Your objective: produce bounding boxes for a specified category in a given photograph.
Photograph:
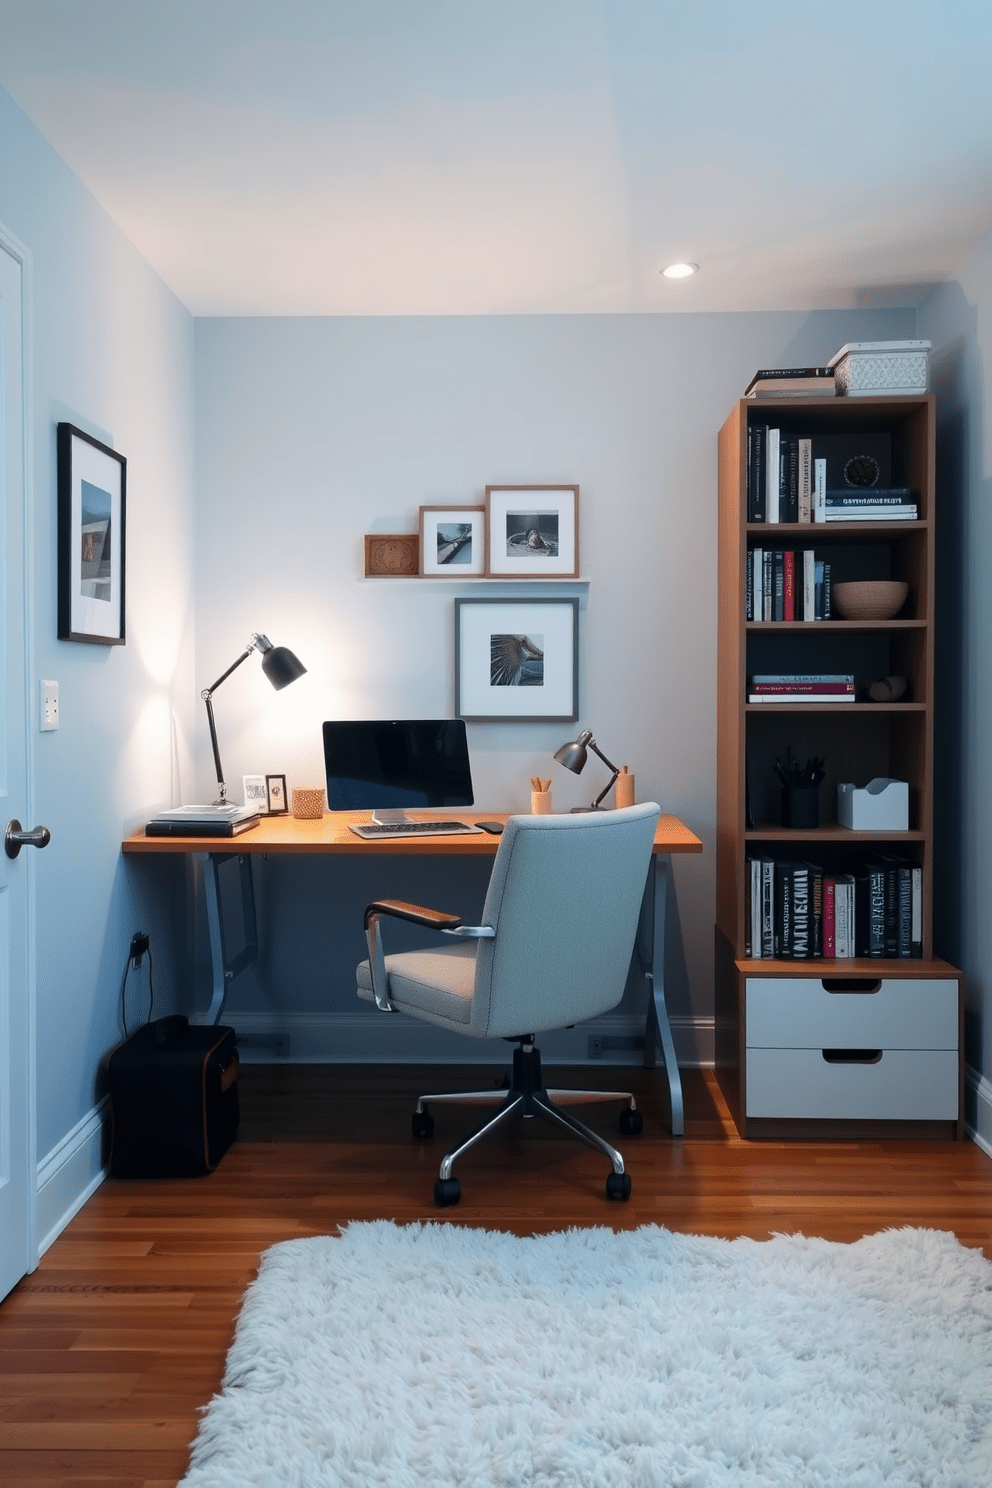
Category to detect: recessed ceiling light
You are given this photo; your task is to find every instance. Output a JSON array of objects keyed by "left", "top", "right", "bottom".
[{"left": 662, "top": 262, "right": 699, "bottom": 279}]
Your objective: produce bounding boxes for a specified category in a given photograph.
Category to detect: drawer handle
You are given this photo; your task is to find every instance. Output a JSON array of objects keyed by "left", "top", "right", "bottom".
[
  {"left": 821, "top": 978, "right": 882, "bottom": 994},
  {"left": 822, "top": 1048, "right": 883, "bottom": 1065}
]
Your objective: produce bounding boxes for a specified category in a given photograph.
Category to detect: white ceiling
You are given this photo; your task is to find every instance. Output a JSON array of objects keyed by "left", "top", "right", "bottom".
[{"left": 1, "top": 0, "right": 991, "bottom": 317}]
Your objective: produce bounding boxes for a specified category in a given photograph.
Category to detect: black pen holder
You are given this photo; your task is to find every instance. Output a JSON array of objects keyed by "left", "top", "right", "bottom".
[{"left": 782, "top": 786, "right": 819, "bottom": 829}]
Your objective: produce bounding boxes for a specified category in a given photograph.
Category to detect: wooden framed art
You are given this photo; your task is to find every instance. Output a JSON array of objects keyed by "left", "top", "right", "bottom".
[
  {"left": 484, "top": 484, "right": 579, "bottom": 578},
  {"left": 57, "top": 422, "right": 126, "bottom": 644},
  {"left": 454, "top": 596, "right": 579, "bottom": 722},
  {"left": 364, "top": 533, "right": 419, "bottom": 576},
  {"left": 419, "top": 505, "right": 486, "bottom": 576}
]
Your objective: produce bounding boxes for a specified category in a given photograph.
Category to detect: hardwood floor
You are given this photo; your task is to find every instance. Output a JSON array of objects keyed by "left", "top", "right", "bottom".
[{"left": 2, "top": 1061, "right": 991, "bottom": 1486}]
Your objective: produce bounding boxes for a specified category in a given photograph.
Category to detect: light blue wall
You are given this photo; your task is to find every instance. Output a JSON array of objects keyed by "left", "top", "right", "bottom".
[
  {"left": 0, "top": 86, "right": 197, "bottom": 1157},
  {"left": 194, "top": 308, "right": 915, "bottom": 1056},
  {"left": 919, "top": 228, "right": 992, "bottom": 1138}
]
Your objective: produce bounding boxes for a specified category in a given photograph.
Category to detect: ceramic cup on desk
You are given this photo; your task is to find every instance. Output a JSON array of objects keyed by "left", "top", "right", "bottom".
[
  {"left": 531, "top": 790, "right": 552, "bottom": 815},
  {"left": 291, "top": 787, "right": 325, "bottom": 820}
]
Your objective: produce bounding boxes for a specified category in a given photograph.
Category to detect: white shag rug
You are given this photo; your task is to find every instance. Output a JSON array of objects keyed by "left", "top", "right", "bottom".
[{"left": 181, "top": 1222, "right": 992, "bottom": 1488}]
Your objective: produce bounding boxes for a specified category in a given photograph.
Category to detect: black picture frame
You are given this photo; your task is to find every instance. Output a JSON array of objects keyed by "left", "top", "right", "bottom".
[{"left": 57, "top": 422, "right": 126, "bottom": 645}]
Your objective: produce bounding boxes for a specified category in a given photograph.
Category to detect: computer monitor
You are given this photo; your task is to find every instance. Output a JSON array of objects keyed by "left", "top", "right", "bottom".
[{"left": 322, "top": 719, "right": 475, "bottom": 819}]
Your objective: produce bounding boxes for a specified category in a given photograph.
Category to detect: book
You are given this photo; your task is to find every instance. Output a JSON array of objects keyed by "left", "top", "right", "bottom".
[
  {"left": 145, "top": 804, "right": 261, "bottom": 838},
  {"left": 802, "top": 549, "right": 815, "bottom": 621},
  {"left": 783, "top": 549, "right": 795, "bottom": 622},
  {"left": 854, "top": 861, "right": 887, "bottom": 957},
  {"left": 752, "top": 547, "right": 763, "bottom": 621},
  {"left": 823, "top": 877, "right": 836, "bottom": 957},
  {"left": 823, "top": 508, "right": 918, "bottom": 522},
  {"left": 833, "top": 873, "right": 856, "bottom": 958},
  {"left": 745, "top": 367, "right": 835, "bottom": 397},
  {"left": 813, "top": 458, "right": 826, "bottom": 522},
  {"left": 761, "top": 859, "right": 775, "bottom": 957},
  {"left": 806, "top": 864, "right": 824, "bottom": 958},
  {"left": 747, "top": 424, "right": 766, "bottom": 522},
  {"left": 911, "top": 865, "right": 923, "bottom": 957},
  {"left": 749, "top": 682, "right": 854, "bottom": 695},
  {"left": 780, "top": 436, "right": 799, "bottom": 523},
  {"left": 750, "top": 673, "right": 854, "bottom": 683},
  {"left": 798, "top": 439, "right": 812, "bottom": 524},
  {"left": 820, "top": 494, "right": 916, "bottom": 511},
  {"left": 767, "top": 428, "right": 780, "bottom": 523},
  {"left": 748, "top": 693, "right": 855, "bottom": 704},
  {"left": 772, "top": 550, "right": 784, "bottom": 621}
]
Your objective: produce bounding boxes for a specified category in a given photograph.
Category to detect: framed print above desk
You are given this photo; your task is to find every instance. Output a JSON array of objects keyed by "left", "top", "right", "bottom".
[
  {"left": 57, "top": 422, "right": 126, "bottom": 645},
  {"left": 454, "top": 596, "right": 579, "bottom": 722}
]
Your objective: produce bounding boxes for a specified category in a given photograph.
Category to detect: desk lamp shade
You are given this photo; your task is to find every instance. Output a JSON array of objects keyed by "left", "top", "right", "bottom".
[
  {"left": 203, "top": 632, "right": 306, "bottom": 804},
  {"left": 554, "top": 728, "right": 620, "bottom": 812}
]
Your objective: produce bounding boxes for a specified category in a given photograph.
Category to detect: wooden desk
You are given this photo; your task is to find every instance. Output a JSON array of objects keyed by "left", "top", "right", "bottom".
[{"left": 123, "top": 811, "right": 702, "bottom": 1133}]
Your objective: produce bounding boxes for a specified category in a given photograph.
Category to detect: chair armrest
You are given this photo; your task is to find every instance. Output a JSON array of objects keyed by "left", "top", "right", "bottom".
[{"left": 364, "top": 899, "right": 462, "bottom": 932}]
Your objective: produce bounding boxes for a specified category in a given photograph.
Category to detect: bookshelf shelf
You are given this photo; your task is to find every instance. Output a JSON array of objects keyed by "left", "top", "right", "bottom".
[{"left": 715, "top": 392, "right": 962, "bottom": 1140}]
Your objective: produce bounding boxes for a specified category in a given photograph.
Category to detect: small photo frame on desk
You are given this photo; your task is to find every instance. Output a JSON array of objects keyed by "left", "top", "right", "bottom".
[
  {"left": 455, "top": 596, "right": 579, "bottom": 722},
  {"left": 57, "top": 422, "right": 126, "bottom": 644},
  {"left": 484, "top": 484, "right": 579, "bottom": 578},
  {"left": 243, "top": 774, "right": 268, "bottom": 812},
  {"left": 266, "top": 774, "right": 288, "bottom": 815},
  {"left": 419, "top": 506, "right": 485, "bottom": 576}
]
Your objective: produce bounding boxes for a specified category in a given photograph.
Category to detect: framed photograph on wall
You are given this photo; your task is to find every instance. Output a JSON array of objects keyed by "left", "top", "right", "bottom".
[
  {"left": 484, "top": 484, "right": 579, "bottom": 579},
  {"left": 57, "top": 422, "right": 126, "bottom": 644},
  {"left": 266, "top": 774, "right": 288, "bottom": 814},
  {"left": 455, "top": 597, "right": 579, "bottom": 722},
  {"left": 419, "top": 505, "right": 486, "bottom": 576}
]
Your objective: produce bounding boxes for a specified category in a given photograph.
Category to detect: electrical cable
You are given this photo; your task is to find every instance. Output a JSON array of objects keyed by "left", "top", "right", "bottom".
[{"left": 120, "top": 941, "right": 154, "bottom": 1037}]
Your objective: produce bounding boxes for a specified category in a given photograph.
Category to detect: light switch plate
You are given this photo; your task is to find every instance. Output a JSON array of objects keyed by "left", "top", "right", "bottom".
[{"left": 40, "top": 679, "right": 59, "bottom": 731}]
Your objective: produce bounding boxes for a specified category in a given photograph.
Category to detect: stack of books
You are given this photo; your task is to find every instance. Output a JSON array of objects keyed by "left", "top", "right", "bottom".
[
  {"left": 747, "top": 673, "right": 855, "bottom": 703},
  {"left": 744, "top": 368, "right": 836, "bottom": 398},
  {"left": 145, "top": 803, "right": 261, "bottom": 838},
  {"left": 823, "top": 488, "right": 919, "bottom": 522}
]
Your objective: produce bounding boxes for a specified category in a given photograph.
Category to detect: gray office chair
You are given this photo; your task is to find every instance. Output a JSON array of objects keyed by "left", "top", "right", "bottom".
[{"left": 357, "top": 802, "right": 661, "bottom": 1207}]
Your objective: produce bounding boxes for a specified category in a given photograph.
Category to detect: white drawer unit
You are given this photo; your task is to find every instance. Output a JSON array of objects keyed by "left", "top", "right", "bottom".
[{"left": 744, "top": 976, "right": 960, "bottom": 1123}]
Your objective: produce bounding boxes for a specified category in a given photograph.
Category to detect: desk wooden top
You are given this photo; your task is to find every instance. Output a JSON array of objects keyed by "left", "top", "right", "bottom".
[{"left": 122, "top": 810, "right": 702, "bottom": 858}]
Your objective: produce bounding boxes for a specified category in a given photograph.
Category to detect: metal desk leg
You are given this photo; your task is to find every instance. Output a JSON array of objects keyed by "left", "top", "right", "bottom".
[
  {"left": 637, "top": 853, "right": 684, "bottom": 1136},
  {"left": 192, "top": 852, "right": 258, "bottom": 1025}
]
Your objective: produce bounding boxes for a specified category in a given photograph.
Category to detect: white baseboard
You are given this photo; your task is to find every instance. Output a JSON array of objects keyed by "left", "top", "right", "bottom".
[
  {"left": 965, "top": 1065, "right": 992, "bottom": 1158},
  {"left": 36, "top": 1097, "right": 110, "bottom": 1257},
  {"left": 232, "top": 1010, "right": 716, "bottom": 1068}
]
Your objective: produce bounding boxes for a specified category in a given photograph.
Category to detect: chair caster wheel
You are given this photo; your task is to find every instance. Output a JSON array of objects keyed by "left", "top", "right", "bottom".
[
  {"left": 618, "top": 1107, "right": 643, "bottom": 1136},
  {"left": 434, "top": 1177, "right": 461, "bottom": 1207},
  {"left": 606, "top": 1171, "right": 632, "bottom": 1202},
  {"left": 412, "top": 1110, "right": 434, "bottom": 1139}
]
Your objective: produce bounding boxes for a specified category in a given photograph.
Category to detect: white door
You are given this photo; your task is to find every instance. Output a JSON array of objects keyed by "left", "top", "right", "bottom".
[{"left": 0, "top": 230, "right": 39, "bottom": 1301}]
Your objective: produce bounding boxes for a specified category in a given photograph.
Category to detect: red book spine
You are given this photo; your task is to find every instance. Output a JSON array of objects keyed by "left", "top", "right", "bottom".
[
  {"left": 783, "top": 550, "right": 795, "bottom": 622},
  {"left": 823, "top": 878, "right": 836, "bottom": 958}
]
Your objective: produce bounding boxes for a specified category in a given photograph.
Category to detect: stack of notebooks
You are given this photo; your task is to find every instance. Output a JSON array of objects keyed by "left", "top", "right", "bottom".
[
  {"left": 145, "top": 804, "right": 261, "bottom": 837},
  {"left": 748, "top": 674, "right": 855, "bottom": 704}
]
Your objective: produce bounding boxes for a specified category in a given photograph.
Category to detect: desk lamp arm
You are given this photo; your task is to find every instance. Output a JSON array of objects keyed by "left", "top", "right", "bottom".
[
  {"left": 200, "top": 635, "right": 267, "bottom": 804},
  {"left": 587, "top": 739, "right": 620, "bottom": 811}
]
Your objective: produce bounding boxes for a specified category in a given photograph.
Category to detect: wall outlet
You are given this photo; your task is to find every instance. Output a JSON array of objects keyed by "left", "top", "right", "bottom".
[{"left": 40, "top": 680, "right": 59, "bottom": 731}]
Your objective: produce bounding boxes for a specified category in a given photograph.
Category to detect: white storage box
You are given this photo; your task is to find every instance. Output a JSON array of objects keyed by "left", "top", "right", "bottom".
[
  {"left": 837, "top": 777, "right": 909, "bottom": 830},
  {"left": 828, "top": 340, "right": 930, "bottom": 397}
]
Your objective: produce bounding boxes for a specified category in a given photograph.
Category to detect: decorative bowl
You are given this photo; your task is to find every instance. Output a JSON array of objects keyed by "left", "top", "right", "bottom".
[{"left": 832, "top": 580, "right": 908, "bottom": 621}]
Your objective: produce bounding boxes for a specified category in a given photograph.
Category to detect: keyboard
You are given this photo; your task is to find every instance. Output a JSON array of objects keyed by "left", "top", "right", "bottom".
[{"left": 349, "top": 820, "right": 481, "bottom": 840}]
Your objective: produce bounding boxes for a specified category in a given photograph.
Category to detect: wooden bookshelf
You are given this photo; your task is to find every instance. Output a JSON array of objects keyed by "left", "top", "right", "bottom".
[{"left": 714, "top": 394, "right": 963, "bottom": 1140}]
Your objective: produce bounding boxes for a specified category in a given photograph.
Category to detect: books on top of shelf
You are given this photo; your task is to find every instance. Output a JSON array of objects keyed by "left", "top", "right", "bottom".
[{"left": 744, "top": 368, "right": 836, "bottom": 398}]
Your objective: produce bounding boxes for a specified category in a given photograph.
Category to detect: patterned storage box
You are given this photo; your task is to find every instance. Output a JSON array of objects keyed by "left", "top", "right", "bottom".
[{"left": 828, "top": 340, "right": 930, "bottom": 397}]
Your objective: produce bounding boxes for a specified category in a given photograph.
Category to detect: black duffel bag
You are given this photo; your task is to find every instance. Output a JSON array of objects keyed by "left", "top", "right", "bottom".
[{"left": 107, "top": 1015, "right": 240, "bottom": 1178}]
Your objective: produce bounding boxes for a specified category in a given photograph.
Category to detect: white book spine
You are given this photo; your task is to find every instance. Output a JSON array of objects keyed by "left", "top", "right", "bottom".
[
  {"left": 813, "top": 458, "right": 826, "bottom": 522},
  {"left": 767, "top": 428, "right": 780, "bottom": 523},
  {"left": 753, "top": 547, "right": 763, "bottom": 622},
  {"left": 802, "top": 549, "right": 815, "bottom": 621},
  {"left": 798, "top": 438, "right": 812, "bottom": 523}
]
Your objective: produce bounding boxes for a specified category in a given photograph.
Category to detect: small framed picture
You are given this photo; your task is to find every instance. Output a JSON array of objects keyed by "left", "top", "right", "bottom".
[
  {"left": 243, "top": 774, "right": 268, "bottom": 812},
  {"left": 455, "top": 596, "right": 579, "bottom": 722},
  {"left": 57, "top": 422, "right": 126, "bottom": 643},
  {"left": 484, "top": 484, "right": 579, "bottom": 579},
  {"left": 266, "top": 774, "right": 288, "bottom": 815},
  {"left": 364, "top": 533, "right": 419, "bottom": 576},
  {"left": 419, "top": 505, "right": 486, "bottom": 577}
]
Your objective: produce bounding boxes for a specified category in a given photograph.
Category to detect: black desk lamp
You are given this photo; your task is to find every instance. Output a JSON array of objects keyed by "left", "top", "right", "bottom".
[
  {"left": 553, "top": 728, "right": 620, "bottom": 812},
  {"left": 203, "top": 632, "right": 307, "bottom": 804}
]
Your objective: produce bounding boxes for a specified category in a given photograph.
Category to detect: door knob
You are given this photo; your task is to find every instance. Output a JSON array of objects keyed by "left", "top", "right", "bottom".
[{"left": 4, "top": 819, "right": 52, "bottom": 859}]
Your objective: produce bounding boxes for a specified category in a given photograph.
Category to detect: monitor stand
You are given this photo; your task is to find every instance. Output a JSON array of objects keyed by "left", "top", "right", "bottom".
[{"left": 371, "top": 809, "right": 413, "bottom": 826}]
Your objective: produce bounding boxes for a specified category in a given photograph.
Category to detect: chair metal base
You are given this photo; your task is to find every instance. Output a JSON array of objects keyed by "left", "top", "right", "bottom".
[{"left": 415, "top": 1042, "right": 635, "bottom": 1189}]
